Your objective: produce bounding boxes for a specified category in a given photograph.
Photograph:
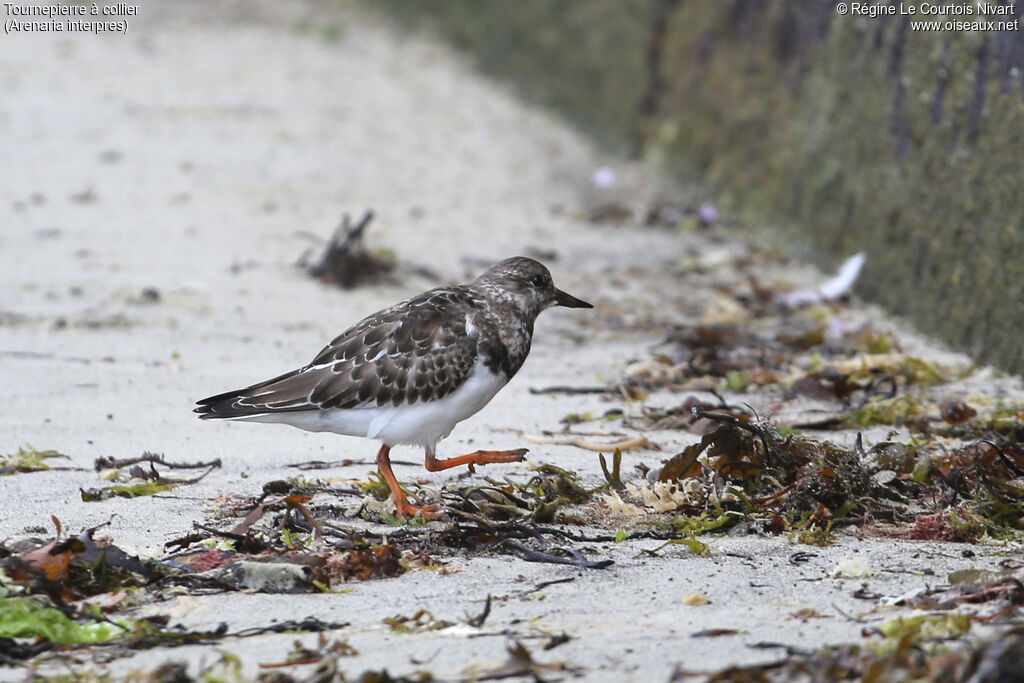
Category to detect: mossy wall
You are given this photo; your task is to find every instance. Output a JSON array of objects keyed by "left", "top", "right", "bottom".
[{"left": 366, "top": 1, "right": 1024, "bottom": 373}]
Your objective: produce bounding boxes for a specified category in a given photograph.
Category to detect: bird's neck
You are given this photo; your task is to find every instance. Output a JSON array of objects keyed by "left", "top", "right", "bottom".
[{"left": 478, "top": 311, "right": 533, "bottom": 379}]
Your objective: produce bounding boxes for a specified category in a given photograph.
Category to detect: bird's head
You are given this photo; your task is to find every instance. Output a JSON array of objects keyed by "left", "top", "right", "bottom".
[{"left": 474, "top": 256, "right": 593, "bottom": 321}]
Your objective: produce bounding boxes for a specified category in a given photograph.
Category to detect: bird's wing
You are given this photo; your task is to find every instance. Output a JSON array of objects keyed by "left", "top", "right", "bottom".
[{"left": 195, "top": 289, "right": 480, "bottom": 418}]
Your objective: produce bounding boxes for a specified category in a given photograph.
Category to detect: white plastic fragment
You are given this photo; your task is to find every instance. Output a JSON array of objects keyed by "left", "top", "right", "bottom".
[
  {"left": 831, "top": 555, "right": 876, "bottom": 578},
  {"left": 819, "top": 252, "right": 867, "bottom": 300},
  {"left": 780, "top": 252, "right": 867, "bottom": 306}
]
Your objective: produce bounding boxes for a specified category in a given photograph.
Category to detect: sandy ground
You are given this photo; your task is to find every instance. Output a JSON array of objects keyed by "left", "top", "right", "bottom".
[{"left": 2, "top": 1, "right": 1022, "bottom": 681}]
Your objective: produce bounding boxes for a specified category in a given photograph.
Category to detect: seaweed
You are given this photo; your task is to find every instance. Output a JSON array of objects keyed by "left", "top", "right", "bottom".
[
  {"left": 0, "top": 446, "right": 70, "bottom": 475},
  {"left": 82, "top": 453, "right": 220, "bottom": 501},
  {"left": 302, "top": 211, "right": 398, "bottom": 289}
]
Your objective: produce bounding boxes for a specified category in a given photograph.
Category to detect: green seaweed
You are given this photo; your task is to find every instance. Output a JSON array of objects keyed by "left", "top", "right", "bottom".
[
  {"left": 725, "top": 369, "right": 750, "bottom": 391},
  {"left": 789, "top": 523, "right": 835, "bottom": 547},
  {"left": 0, "top": 445, "right": 69, "bottom": 475},
  {"left": 843, "top": 395, "right": 925, "bottom": 428},
  {"left": 897, "top": 357, "right": 950, "bottom": 387},
  {"left": 649, "top": 537, "right": 710, "bottom": 557},
  {"left": 875, "top": 614, "right": 972, "bottom": 652},
  {"left": 356, "top": 471, "right": 396, "bottom": 501},
  {"left": 990, "top": 404, "right": 1024, "bottom": 432},
  {"left": 0, "top": 594, "right": 130, "bottom": 645},
  {"left": 81, "top": 481, "right": 179, "bottom": 501}
]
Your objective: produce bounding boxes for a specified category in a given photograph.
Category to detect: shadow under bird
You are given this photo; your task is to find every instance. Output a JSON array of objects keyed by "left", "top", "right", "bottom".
[{"left": 195, "top": 256, "right": 592, "bottom": 519}]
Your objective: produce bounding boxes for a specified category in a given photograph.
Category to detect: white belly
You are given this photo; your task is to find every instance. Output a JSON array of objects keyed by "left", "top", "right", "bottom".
[{"left": 237, "top": 359, "right": 509, "bottom": 449}]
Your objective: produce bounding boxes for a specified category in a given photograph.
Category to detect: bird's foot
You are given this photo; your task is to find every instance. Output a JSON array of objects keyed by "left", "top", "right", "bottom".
[
  {"left": 425, "top": 448, "right": 528, "bottom": 472},
  {"left": 394, "top": 500, "right": 442, "bottom": 521},
  {"left": 376, "top": 444, "right": 443, "bottom": 522}
]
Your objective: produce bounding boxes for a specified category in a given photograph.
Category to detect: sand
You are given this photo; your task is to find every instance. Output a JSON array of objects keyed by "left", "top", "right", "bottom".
[{"left": 2, "top": 1, "right": 1021, "bottom": 680}]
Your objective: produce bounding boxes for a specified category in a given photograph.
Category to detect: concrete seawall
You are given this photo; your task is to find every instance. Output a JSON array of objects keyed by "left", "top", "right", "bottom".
[{"left": 370, "top": 0, "right": 1024, "bottom": 372}]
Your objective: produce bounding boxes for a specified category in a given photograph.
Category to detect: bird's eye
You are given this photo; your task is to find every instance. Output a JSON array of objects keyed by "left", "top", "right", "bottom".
[{"left": 530, "top": 274, "right": 546, "bottom": 288}]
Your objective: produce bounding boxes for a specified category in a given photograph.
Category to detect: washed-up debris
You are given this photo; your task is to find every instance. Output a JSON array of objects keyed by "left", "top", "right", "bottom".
[
  {"left": 881, "top": 576, "right": 1024, "bottom": 612},
  {"left": 831, "top": 556, "right": 875, "bottom": 578},
  {"left": 0, "top": 521, "right": 178, "bottom": 656},
  {"left": 673, "top": 610, "right": 1024, "bottom": 681},
  {"left": 529, "top": 384, "right": 616, "bottom": 395},
  {"left": 230, "top": 493, "right": 321, "bottom": 540},
  {"left": 501, "top": 540, "right": 612, "bottom": 569},
  {"left": 82, "top": 452, "right": 220, "bottom": 501},
  {"left": 0, "top": 512, "right": 359, "bottom": 666},
  {"left": 1, "top": 520, "right": 152, "bottom": 598},
  {"left": 123, "top": 634, "right": 363, "bottom": 682},
  {"left": 521, "top": 432, "right": 650, "bottom": 452},
  {"left": 385, "top": 609, "right": 455, "bottom": 634},
  {"left": 212, "top": 561, "right": 314, "bottom": 594},
  {"left": 586, "top": 402, "right": 1021, "bottom": 547},
  {"left": 390, "top": 512, "right": 616, "bottom": 569},
  {"left": 466, "top": 639, "right": 579, "bottom": 681},
  {"left": 126, "top": 286, "right": 161, "bottom": 305},
  {"left": 301, "top": 211, "right": 397, "bottom": 289},
  {"left": 599, "top": 448, "right": 625, "bottom": 490},
  {"left": 0, "top": 594, "right": 132, "bottom": 646},
  {"left": 339, "top": 461, "right": 581, "bottom": 526},
  {"left": 258, "top": 634, "right": 358, "bottom": 670},
  {"left": 691, "top": 628, "right": 741, "bottom": 638},
  {"left": 161, "top": 495, "right": 415, "bottom": 593},
  {"left": 93, "top": 453, "right": 221, "bottom": 472},
  {"left": 941, "top": 399, "right": 978, "bottom": 425},
  {"left": 0, "top": 446, "right": 71, "bottom": 475},
  {"left": 779, "top": 252, "right": 867, "bottom": 307},
  {"left": 682, "top": 592, "right": 709, "bottom": 606},
  {"left": 596, "top": 238, "right": 1024, "bottom": 552}
]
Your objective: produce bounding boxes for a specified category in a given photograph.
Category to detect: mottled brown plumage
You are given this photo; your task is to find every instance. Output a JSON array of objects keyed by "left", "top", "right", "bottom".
[
  {"left": 195, "top": 256, "right": 592, "bottom": 519},
  {"left": 197, "top": 290, "right": 479, "bottom": 416}
]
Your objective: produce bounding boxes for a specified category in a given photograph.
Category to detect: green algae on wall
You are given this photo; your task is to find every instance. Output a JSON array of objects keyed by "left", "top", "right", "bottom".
[
  {"left": 653, "top": 3, "right": 1024, "bottom": 371},
  {"left": 366, "top": 1, "right": 1024, "bottom": 373}
]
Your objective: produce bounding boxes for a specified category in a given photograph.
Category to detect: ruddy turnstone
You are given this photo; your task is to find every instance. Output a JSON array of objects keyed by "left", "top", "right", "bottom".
[{"left": 195, "top": 256, "right": 592, "bottom": 519}]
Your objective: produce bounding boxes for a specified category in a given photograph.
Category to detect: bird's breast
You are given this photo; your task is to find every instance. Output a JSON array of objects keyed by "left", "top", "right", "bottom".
[
  {"left": 478, "top": 319, "right": 532, "bottom": 379},
  {"left": 367, "top": 358, "right": 509, "bottom": 447}
]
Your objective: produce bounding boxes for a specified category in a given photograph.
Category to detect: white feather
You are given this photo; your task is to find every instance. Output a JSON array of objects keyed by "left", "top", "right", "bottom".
[{"left": 233, "top": 358, "right": 508, "bottom": 449}]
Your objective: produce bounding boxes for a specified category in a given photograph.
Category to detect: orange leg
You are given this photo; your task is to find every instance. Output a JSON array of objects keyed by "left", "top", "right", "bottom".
[
  {"left": 375, "top": 444, "right": 440, "bottom": 520},
  {"left": 424, "top": 448, "right": 528, "bottom": 472}
]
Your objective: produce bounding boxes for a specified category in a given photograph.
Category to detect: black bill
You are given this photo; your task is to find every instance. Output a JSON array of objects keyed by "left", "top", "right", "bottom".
[{"left": 554, "top": 288, "right": 593, "bottom": 309}]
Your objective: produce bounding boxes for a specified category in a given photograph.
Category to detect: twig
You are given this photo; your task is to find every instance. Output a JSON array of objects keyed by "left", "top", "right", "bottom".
[
  {"left": 500, "top": 540, "right": 612, "bottom": 569},
  {"left": 528, "top": 385, "right": 614, "bottom": 395},
  {"left": 230, "top": 617, "right": 349, "bottom": 638},
  {"left": 980, "top": 439, "right": 1024, "bottom": 477},
  {"left": 193, "top": 523, "right": 249, "bottom": 543},
  {"left": 854, "top": 375, "right": 898, "bottom": 409},
  {"left": 832, "top": 602, "right": 867, "bottom": 623},
  {"left": 522, "top": 433, "right": 649, "bottom": 452},
  {"left": 520, "top": 577, "right": 576, "bottom": 596},
  {"left": 288, "top": 457, "right": 420, "bottom": 469},
  {"left": 95, "top": 453, "right": 222, "bottom": 471},
  {"left": 165, "top": 464, "right": 220, "bottom": 485},
  {"left": 467, "top": 595, "right": 492, "bottom": 627},
  {"left": 746, "top": 641, "right": 817, "bottom": 657},
  {"left": 446, "top": 508, "right": 500, "bottom": 529}
]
